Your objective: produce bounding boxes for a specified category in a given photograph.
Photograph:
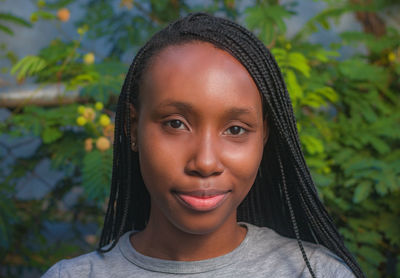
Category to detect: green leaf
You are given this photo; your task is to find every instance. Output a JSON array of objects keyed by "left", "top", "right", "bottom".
[
  {"left": 380, "top": 214, "right": 400, "bottom": 245},
  {"left": 341, "top": 31, "right": 400, "bottom": 54},
  {"left": 245, "top": 4, "right": 291, "bottom": 44},
  {"left": 10, "top": 55, "right": 47, "bottom": 79},
  {"left": 295, "top": 6, "right": 347, "bottom": 39},
  {"left": 285, "top": 70, "right": 303, "bottom": 105},
  {"left": 0, "top": 12, "right": 32, "bottom": 27},
  {"left": 0, "top": 24, "right": 13, "bottom": 35},
  {"left": 44, "top": 0, "right": 75, "bottom": 9},
  {"left": 301, "top": 135, "right": 324, "bottom": 155},
  {"left": 338, "top": 58, "right": 388, "bottom": 85},
  {"left": 333, "top": 148, "right": 354, "bottom": 164},
  {"left": 31, "top": 10, "right": 56, "bottom": 20},
  {"left": 288, "top": 52, "right": 310, "bottom": 77},
  {"left": 312, "top": 172, "right": 333, "bottom": 187},
  {"left": 315, "top": 86, "right": 338, "bottom": 103},
  {"left": 353, "top": 181, "right": 372, "bottom": 203},
  {"left": 82, "top": 149, "right": 112, "bottom": 203},
  {"left": 357, "top": 231, "right": 381, "bottom": 245},
  {"left": 358, "top": 246, "right": 385, "bottom": 267},
  {"left": 42, "top": 127, "right": 63, "bottom": 144},
  {"left": 358, "top": 260, "right": 380, "bottom": 278},
  {"left": 311, "top": 49, "right": 339, "bottom": 62},
  {"left": 375, "top": 180, "right": 388, "bottom": 196},
  {"left": 339, "top": 228, "right": 352, "bottom": 240},
  {"left": 367, "top": 136, "right": 390, "bottom": 154}
]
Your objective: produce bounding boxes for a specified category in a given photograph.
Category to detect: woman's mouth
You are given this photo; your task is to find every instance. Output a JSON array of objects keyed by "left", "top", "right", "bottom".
[{"left": 173, "top": 190, "right": 230, "bottom": 212}]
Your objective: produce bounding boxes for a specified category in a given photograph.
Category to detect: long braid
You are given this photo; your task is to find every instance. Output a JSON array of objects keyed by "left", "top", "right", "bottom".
[
  {"left": 277, "top": 147, "right": 316, "bottom": 278},
  {"left": 98, "top": 71, "right": 128, "bottom": 249},
  {"left": 98, "top": 12, "right": 365, "bottom": 277},
  {"left": 225, "top": 23, "right": 350, "bottom": 256}
]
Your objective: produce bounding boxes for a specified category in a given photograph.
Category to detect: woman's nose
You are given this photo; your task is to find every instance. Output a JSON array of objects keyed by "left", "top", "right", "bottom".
[{"left": 185, "top": 133, "right": 224, "bottom": 178}]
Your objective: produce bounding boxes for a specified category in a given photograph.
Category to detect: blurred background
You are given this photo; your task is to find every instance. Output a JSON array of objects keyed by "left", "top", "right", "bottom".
[{"left": 0, "top": 0, "right": 399, "bottom": 277}]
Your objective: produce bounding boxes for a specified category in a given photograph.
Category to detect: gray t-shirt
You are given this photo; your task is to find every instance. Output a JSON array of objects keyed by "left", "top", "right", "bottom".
[{"left": 42, "top": 222, "right": 355, "bottom": 277}]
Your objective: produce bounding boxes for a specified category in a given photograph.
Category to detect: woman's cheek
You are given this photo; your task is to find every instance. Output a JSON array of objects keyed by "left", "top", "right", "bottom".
[
  {"left": 222, "top": 137, "right": 263, "bottom": 179},
  {"left": 138, "top": 123, "right": 186, "bottom": 181}
]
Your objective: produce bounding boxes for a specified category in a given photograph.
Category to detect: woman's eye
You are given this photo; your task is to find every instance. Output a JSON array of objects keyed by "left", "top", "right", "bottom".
[
  {"left": 225, "top": 126, "right": 246, "bottom": 135},
  {"left": 166, "top": 119, "right": 186, "bottom": 129}
]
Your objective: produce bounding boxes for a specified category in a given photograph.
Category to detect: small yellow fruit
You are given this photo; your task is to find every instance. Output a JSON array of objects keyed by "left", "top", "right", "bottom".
[
  {"left": 76, "top": 116, "right": 87, "bottom": 126},
  {"left": 83, "top": 107, "right": 96, "bottom": 121},
  {"left": 96, "top": 137, "right": 111, "bottom": 152},
  {"left": 83, "top": 52, "right": 95, "bottom": 65},
  {"left": 103, "top": 124, "right": 115, "bottom": 139},
  {"left": 84, "top": 138, "right": 93, "bottom": 152},
  {"left": 57, "top": 8, "right": 70, "bottom": 22},
  {"left": 323, "top": 166, "right": 331, "bottom": 174},
  {"left": 77, "top": 105, "right": 85, "bottom": 114},
  {"left": 99, "top": 114, "right": 111, "bottom": 126},
  {"left": 388, "top": 52, "right": 396, "bottom": 62},
  {"left": 95, "top": 102, "right": 104, "bottom": 110},
  {"left": 37, "top": 0, "right": 46, "bottom": 8},
  {"left": 77, "top": 24, "right": 88, "bottom": 36},
  {"left": 77, "top": 27, "right": 85, "bottom": 36},
  {"left": 30, "top": 14, "right": 38, "bottom": 22},
  {"left": 285, "top": 43, "right": 292, "bottom": 50}
]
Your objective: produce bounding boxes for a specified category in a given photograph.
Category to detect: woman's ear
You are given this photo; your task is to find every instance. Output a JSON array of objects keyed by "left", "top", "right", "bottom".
[{"left": 124, "top": 103, "right": 139, "bottom": 152}]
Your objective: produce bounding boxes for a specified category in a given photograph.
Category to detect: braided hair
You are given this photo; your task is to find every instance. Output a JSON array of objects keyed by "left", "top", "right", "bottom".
[{"left": 98, "top": 12, "right": 365, "bottom": 278}]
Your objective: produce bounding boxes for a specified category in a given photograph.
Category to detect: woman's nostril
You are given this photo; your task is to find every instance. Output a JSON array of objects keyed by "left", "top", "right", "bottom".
[
  {"left": 185, "top": 142, "right": 224, "bottom": 177},
  {"left": 186, "top": 168, "right": 223, "bottom": 178},
  {"left": 185, "top": 159, "right": 224, "bottom": 177}
]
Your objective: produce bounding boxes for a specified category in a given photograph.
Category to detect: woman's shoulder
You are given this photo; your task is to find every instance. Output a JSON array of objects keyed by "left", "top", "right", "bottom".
[
  {"left": 242, "top": 222, "right": 355, "bottom": 277},
  {"left": 305, "top": 244, "right": 355, "bottom": 277},
  {"left": 42, "top": 251, "right": 97, "bottom": 278},
  {"left": 41, "top": 238, "right": 128, "bottom": 278}
]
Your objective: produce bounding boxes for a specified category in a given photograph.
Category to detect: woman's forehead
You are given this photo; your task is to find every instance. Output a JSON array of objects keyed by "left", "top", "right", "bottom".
[
  {"left": 139, "top": 42, "right": 263, "bottom": 117},
  {"left": 149, "top": 42, "right": 248, "bottom": 79}
]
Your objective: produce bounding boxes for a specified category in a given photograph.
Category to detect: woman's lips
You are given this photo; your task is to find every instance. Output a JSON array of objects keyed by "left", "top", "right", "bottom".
[{"left": 173, "top": 190, "right": 230, "bottom": 212}]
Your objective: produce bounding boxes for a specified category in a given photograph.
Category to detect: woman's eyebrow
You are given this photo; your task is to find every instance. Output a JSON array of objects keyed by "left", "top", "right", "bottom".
[
  {"left": 156, "top": 100, "right": 193, "bottom": 113},
  {"left": 223, "top": 107, "right": 255, "bottom": 118}
]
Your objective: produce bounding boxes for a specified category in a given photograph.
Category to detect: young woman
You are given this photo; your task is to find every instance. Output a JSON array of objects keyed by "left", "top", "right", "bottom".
[{"left": 43, "top": 13, "right": 364, "bottom": 277}]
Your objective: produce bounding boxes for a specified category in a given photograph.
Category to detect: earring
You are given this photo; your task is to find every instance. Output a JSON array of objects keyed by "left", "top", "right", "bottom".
[{"left": 131, "top": 141, "right": 137, "bottom": 151}]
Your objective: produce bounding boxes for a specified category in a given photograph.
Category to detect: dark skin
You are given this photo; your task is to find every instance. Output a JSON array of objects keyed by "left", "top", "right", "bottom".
[{"left": 129, "top": 42, "right": 268, "bottom": 261}]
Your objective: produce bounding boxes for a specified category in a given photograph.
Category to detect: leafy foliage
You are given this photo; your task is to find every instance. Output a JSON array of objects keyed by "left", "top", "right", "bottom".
[
  {"left": 82, "top": 149, "right": 112, "bottom": 203},
  {"left": 10, "top": 56, "right": 47, "bottom": 80},
  {"left": 7, "top": 105, "right": 78, "bottom": 142},
  {"left": 0, "top": 0, "right": 399, "bottom": 277},
  {"left": 0, "top": 12, "right": 31, "bottom": 35},
  {"left": 245, "top": 3, "right": 293, "bottom": 45}
]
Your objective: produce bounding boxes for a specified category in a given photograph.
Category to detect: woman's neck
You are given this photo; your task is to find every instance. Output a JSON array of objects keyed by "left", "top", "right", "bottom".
[{"left": 130, "top": 213, "right": 247, "bottom": 261}]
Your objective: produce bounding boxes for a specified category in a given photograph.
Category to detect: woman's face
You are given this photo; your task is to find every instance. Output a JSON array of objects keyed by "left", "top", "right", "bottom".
[{"left": 133, "top": 42, "right": 267, "bottom": 235}]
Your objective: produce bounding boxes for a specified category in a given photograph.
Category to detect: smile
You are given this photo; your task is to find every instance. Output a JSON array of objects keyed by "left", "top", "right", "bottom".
[{"left": 173, "top": 190, "right": 230, "bottom": 212}]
